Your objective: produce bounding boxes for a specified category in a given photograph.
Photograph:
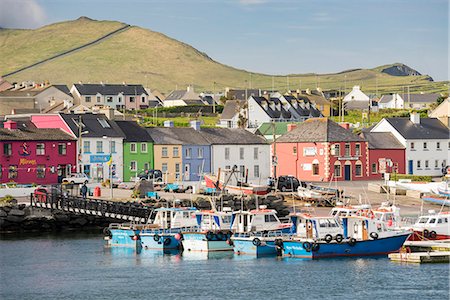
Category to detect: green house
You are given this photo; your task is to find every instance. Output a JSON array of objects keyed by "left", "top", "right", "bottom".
[{"left": 116, "top": 121, "right": 154, "bottom": 182}]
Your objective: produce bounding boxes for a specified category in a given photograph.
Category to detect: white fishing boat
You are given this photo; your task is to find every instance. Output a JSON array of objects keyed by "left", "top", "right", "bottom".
[{"left": 408, "top": 210, "right": 450, "bottom": 241}]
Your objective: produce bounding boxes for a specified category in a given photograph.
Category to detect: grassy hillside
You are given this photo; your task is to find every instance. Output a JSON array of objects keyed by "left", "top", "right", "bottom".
[{"left": 1, "top": 17, "right": 448, "bottom": 94}]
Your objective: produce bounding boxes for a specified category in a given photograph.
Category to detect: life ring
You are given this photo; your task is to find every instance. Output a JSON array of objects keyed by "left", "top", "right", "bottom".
[
  {"left": 206, "top": 231, "right": 214, "bottom": 241},
  {"left": 311, "top": 242, "right": 320, "bottom": 252},
  {"left": 335, "top": 234, "right": 344, "bottom": 243},
  {"left": 163, "top": 237, "right": 171, "bottom": 246},
  {"left": 302, "top": 241, "right": 312, "bottom": 252},
  {"left": 324, "top": 234, "right": 333, "bottom": 243},
  {"left": 370, "top": 232, "right": 379, "bottom": 240},
  {"left": 153, "top": 234, "right": 160, "bottom": 242},
  {"left": 307, "top": 222, "right": 312, "bottom": 230},
  {"left": 429, "top": 231, "right": 437, "bottom": 239},
  {"left": 423, "top": 229, "right": 429, "bottom": 238},
  {"left": 252, "top": 238, "right": 262, "bottom": 246},
  {"left": 348, "top": 238, "right": 357, "bottom": 246}
]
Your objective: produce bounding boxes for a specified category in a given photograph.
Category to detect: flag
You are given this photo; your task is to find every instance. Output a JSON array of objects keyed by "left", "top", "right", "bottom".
[{"left": 107, "top": 155, "right": 113, "bottom": 166}]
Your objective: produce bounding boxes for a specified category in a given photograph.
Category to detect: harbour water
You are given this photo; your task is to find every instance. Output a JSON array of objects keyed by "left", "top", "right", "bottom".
[{"left": 0, "top": 232, "right": 448, "bottom": 300}]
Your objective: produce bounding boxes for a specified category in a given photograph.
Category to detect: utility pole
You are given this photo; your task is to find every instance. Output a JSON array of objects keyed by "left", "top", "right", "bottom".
[
  {"left": 78, "top": 115, "right": 82, "bottom": 173},
  {"left": 213, "top": 81, "right": 216, "bottom": 114},
  {"left": 272, "top": 121, "right": 277, "bottom": 179}
]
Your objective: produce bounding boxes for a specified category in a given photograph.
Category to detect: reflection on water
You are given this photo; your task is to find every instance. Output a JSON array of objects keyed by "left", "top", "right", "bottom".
[{"left": 181, "top": 250, "right": 234, "bottom": 261}]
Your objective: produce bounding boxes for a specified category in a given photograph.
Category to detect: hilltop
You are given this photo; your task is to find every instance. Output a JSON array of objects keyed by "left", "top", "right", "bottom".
[{"left": 0, "top": 17, "right": 447, "bottom": 94}]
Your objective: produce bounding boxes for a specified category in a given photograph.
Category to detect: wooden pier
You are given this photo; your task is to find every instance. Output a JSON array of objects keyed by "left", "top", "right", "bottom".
[{"left": 389, "top": 251, "right": 450, "bottom": 263}]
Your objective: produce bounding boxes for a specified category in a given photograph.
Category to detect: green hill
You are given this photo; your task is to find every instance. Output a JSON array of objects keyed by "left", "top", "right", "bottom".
[{"left": 1, "top": 17, "right": 447, "bottom": 94}]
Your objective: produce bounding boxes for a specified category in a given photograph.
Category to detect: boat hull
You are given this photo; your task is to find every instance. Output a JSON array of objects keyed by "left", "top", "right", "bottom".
[
  {"left": 182, "top": 232, "right": 233, "bottom": 252},
  {"left": 107, "top": 229, "right": 141, "bottom": 248},
  {"left": 204, "top": 174, "right": 269, "bottom": 195},
  {"left": 283, "top": 234, "right": 411, "bottom": 259},
  {"left": 232, "top": 238, "right": 280, "bottom": 257},
  {"left": 408, "top": 230, "right": 450, "bottom": 241},
  {"left": 140, "top": 233, "right": 181, "bottom": 250}
]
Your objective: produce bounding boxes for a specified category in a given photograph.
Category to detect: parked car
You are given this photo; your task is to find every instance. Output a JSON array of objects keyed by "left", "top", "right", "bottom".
[
  {"left": 138, "top": 169, "right": 163, "bottom": 182},
  {"left": 62, "top": 173, "right": 90, "bottom": 184},
  {"left": 268, "top": 175, "right": 306, "bottom": 192}
]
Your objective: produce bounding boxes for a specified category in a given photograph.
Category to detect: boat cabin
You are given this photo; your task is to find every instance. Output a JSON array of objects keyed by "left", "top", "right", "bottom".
[
  {"left": 342, "top": 216, "right": 402, "bottom": 240},
  {"left": 413, "top": 211, "right": 449, "bottom": 231},
  {"left": 330, "top": 205, "right": 371, "bottom": 218},
  {"left": 289, "top": 213, "right": 343, "bottom": 239},
  {"left": 196, "top": 209, "right": 233, "bottom": 231},
  {"left": 231, "top": 206, "right": 291, "bottom": 233},
  {"left": 372, "top": 204, "right": 401, "bottom": 227},
  {"left": 152, "top": 207, "right": 198, "bottom": 229}
]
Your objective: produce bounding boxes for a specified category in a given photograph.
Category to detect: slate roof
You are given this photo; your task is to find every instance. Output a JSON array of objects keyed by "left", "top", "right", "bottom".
[
  {"left": 52, "top": 85, "right": 71, "bottom": 96},
  {"left": 221, "top": 100, "right": 245, "bottom": 119},
  {"left": 344, "top": 100, "right": 371, "bottom": 110},
  {"left": 0, "top": 127, "right": 75, "bottom": 141},
  {"left": 60, "top": 113, "right": 125, "bottom": 138},
  {"left": 379, "top": 95, "right": 393, "bottom": 104},
  {"left": 116, "top": 121, "right": 154, "bottom": 143},
  {"left": 226, "top": 89, "right": 260, "bottom": 100},
  {"left": 398, "top": 93, "right": 439, "bottom": 103},
  {"left": 276, "top": 118, "right": 364, "bottom": 143},
  {"left": 73, "top": 84, "right": 148, "bottom": 96},
  {"left": 146, "top": 127, "right": 209, "bottom": 145},
  {"left": 384, "top": 117, "right": 449, "bottom": 139},
  {"left": 361, "top": 132, "right": 404, "bottom": 149},
  {"left": 199, "top": 128, "right": 267, "bottom": 145}
]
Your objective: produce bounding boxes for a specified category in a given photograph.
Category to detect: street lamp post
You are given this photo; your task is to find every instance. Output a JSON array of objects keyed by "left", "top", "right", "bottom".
[{"left": 103, "top": 136, "right": 113, "bottom": 200}]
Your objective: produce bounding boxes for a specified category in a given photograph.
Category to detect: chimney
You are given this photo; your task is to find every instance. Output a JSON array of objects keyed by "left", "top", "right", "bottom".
[
  {"left": 287, "top": 124, "right": 297, "bottom": 132},
  {"left": 187, "top": 85, "right": 193, "bottom": 92},
  {"left": 190, "top": 120, "right": 201, "bottom": 131},
  {"left": 261, "top": 100, "right": 268, "bottom": 110},
  {"left": 410, "top": 112, "right": 420, "bottom": 124},
  {"left": 4, "top": 120, "right": 17, "bottom": 130},
  {"left": 305, "top": 88, "right": 311, "bottom": 95},
  {"left": 263, "top": 93, "right": 270, "bottom": 101},
  {"left": 164, "top": 120, "right": 174, "bottom": 127},
  {"left": 104, "top": 107, "right": 115, "bottom": 120}
]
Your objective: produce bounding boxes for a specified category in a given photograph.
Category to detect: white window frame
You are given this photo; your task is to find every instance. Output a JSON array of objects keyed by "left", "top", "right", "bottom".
[{"left": 130, "top": 143, "right": 137, "bottom": 153}]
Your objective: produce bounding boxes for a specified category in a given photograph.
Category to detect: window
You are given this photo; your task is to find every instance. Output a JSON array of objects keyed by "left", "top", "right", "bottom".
[
  {"left": 130, "top": 96, "right": 135, "bottom": 103},
  {"left": 435, "top": 160, "right": 439, "bottom": 168},
  {"left": 97, "top": 118, "right": 110, "bottom": 128},
  {"left": 118, "top": 97, "right": 122, "bottom": 103},
  {"left": 130, "top": 143, "right": 137, "bottom": 153},
  {"left": 448, "top": 142, "right": 450, "bottom": 149},
  {"left": 239, "top": 147, "right": 244, "bottom": 159},
  {"left": 175, "top": 163, "right": 180, "bottom": 180},
  {"left": 355, "top": 163, "right": 362, "bottom": 177},
  {"left": 437, "top": 142, "right": 440, "bottom": 150},
  {"left": 85, "top": 96, "right": 91, "bottom": 103},
  {"left": 141, "top": 96, "right": 146, "bottom": 103},
  {"left": 58, "top": 143, "right": 66, "bottom": 155},
  {"left": 198, "top": 148, "right": 203, "bottom": 158},
  {"left": 345, "top": 143, "right": 350, "bottom": 156},
  {"left": 96, "top": 96, "right": 101, "bottom": 103},
  {"left": 110, "top": 141, "right": 116, "bottom": 153},
  {"left": 172, "top": 147, "right": 179, "bottom": 157},
  {"left": 8, "top": 165, "right": 17, "bottom": 179},
  {"left": 36, "top": 143, "right": 45, "bottom": 155},
  {"left": 96, "top": 141, "right": 103, "bottom": 153},
  {"left": 3, "top": 143, "right": 12, "bottom": 156},
  {"left": 334, "top": 144, "right": 340, "bottom": 156},
  {"left": 106, "top": 96, "right": 113, "bottom": 103},
  {"left": 83, "top": 141, "right": 90, "bottom": 153},
  {"left": 161, "top": 163, "right": 168, "bottom": 172},
  {"left": 443, "top": 160, "right": 447, "bottom": 167},
  {"left": 264, "top": 215, "right": 277, "bottom": 223},
  {"left": 312, "top": 163, "right": 319, "bottom": 175},
  {"left": 184, "top": 147, "right": 190, "bottom": 158},
  {"left": 371, "top": 163, "right": 377, "bottom": 174},
  {"left": 130, "top": 161, "right": 137, "bottom": 171},
  {"left": 197, "top": 165, "right": 202, "bottom": 175},
  {"left": 239, "top": 165, "right": 245, "bottom": 178},
  {"left": 83, "top": 165, "right": 90, "bottom": 177},
  {"left": 254, "top": 165, "right": 260, "bottom": 178},
  {"left": 411, "top": 142, "right": 415, "bottom": 150},
  {"left": 425, "top": 160, "right": 429, "bottom": 168},
  {"left": 293, "top": 146, "right": 297, "bottom": 155},
  {"left": 355, "top": 144, "right": 361, "bottom": 156},
  {"left": 141, "top": 143, "right": 147, "bottom": 153},
  {"left": 162, "top": 147, "right": 168, "bottom": 157},
  {"left": 417, "top": 160, "right": 421, "bottom": 169},
  {"left": 37, "top": 165, "right": 45, "bottom": 178},
  {"left": 334, "top": 164, "right": 341, "bottom": 177},
  {"left": 225, "top": 147, "right": 230, "bottom": 160},
  {"left": 423, "top": 142, "right": 427, "bottom": 150},
  {"left": 0, "top": 164, "right": 2, "bottom": 179},
  {"left": 254, "top": 147, "right": 258, "bottom": 160}
]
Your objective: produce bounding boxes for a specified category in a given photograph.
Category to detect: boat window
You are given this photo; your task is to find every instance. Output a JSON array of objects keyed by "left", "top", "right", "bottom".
[
  {"left": 418, "top": 217, "right": 429, "bottom": 224},
  {"left": 319, "top": 219, "right": 327, "bottom": 227},
  {"left": 445, "top": 218, "right": 448, "bottom": 223},
  {"left": 329, "top": 220, "right": 339, "bottom": 227},
  {"left": 222, "top": 216, "right": 231, "bottom": 224},
  {"left": 437, "top": 219, "right": 443, "bottom": 224},
  {"left": 331, "top": 210, "right": 337, "bottom": 216},
  {"left": 264, "top": 215, "right": 278, "bottom": 223},
  {"left": 183, "top": 212, "right": 191, "bottom": 218},
  {"left": 429, "top": 218, "right": 436, "bottom": 224}
]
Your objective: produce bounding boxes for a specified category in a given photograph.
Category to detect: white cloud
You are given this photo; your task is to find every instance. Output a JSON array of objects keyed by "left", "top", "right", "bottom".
[
  {"left": 0, "top": 0, "right": 46, "bottom": 29},
  {"left": 238, "top": 0, "right": 267, "bottom": 5}
]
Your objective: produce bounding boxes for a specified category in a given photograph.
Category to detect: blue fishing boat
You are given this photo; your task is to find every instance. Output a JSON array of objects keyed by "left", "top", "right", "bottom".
[{"left": 283, "top": 215, "right": 412, "bottom": 259}]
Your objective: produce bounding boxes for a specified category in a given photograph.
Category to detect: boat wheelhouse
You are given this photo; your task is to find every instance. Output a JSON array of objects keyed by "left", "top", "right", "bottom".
[{"left": 409, "top": 210, "right": 450, "bottom": 241}]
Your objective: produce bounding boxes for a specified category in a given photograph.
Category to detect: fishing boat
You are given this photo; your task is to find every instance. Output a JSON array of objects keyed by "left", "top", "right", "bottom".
[
  {"left": 104, "top": 207, "right": 198, "bottom": 250},
  {"left": 421, "top": 196, "right": 450, "bottom": 207},
  {"left": 407, "top": 210, "right": 450, "bottom": 241},
  {"left": 181, "top": 209, "right": 234, "bottom": 252},
  {"left": 230, "top": 206, "right": 293, "bottom": 257},
  {"left": 297, "top": 186, "right": 323, "bottom": 199},
  {"left": 282, "top": 214, "right": 412, "bottom": 259}
]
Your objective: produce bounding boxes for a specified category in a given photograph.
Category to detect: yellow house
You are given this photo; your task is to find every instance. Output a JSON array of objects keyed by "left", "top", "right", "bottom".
[
  {"left": 429, "top": 98, "right": 449, "bottom": 127},
  {"left": 147, "top": 127, "right": 183, "bottom": 183}
]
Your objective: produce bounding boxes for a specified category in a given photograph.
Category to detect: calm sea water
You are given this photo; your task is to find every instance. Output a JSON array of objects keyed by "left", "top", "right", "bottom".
[{"left": 0, "top": 232, "right": 448, "bottom": 300}]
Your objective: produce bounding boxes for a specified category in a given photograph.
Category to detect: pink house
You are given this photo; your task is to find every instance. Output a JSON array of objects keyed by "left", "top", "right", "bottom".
[
  {"left": 273, "top": 118, "right": 370, "bottom": 182},
  {"left": 0, "top": 120, "right": 76, "bottom": 184}
]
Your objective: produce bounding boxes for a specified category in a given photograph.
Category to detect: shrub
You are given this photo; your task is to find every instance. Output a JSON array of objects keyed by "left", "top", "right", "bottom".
[
  {"left": 391, "top": 174, "right": 432, "bottom": 182},
  {"left": 0, "top": 195, "right": 15, "bottom": 205}
]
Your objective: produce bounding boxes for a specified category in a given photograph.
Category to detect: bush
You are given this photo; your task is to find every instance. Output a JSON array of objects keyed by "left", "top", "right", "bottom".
[
  {"left": 102, "top": 179, "right": 111, "bottom": 187},
  {"left": 391, "top": 174, "right": 432, "bottom": 182},
  {"left": 0, "top": 195, "right": 15, "bottom": 205}
]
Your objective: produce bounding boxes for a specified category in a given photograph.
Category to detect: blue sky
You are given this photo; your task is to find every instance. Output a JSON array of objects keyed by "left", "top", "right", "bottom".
[{"left": 2, "top": 0, "right": 448, "bottom": 80}]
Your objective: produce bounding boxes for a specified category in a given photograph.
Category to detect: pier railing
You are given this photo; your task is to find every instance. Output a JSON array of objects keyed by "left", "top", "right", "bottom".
[{"left": 30, "top": 192, "right": 152, "bottom": 223}]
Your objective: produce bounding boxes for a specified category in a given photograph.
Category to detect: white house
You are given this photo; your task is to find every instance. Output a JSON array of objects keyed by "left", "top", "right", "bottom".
[
  {"left": 343, "top": 86, "right": 369, "bottom": 102},
  {"left": 218, "top": 100, "right": 245, "bottom": 128},
  {"left": 378, "top": 93, "right": 440, "bottom": 110},
  {"left": 163, "top": 86, "right": 207, "bottom": 107},
  {"left": 199, "top": 128, "right": 270, "bottom": 183},
  {"left": 371, "top": 113, "right": 449, "bottom": 176},
  {"left": 378, "top": 94, "right": 404, "bottom": 109}
]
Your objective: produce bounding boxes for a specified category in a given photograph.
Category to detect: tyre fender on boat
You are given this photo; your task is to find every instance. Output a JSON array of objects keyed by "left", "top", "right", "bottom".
[
  {"left": 153, "top": 234, "right": 160, "bottom": 242},
  {"left": 423, "top": 229, "right": 429, "bottom": 238},
  {"left": 274, "top": 238, "right": 284, "bottom": 249},
  {"left": 252, "top": 238, "right": 262, "bottom": 246},
  {"left": 347, "top": 238, "right": 357, "bottom": 246},
  {"left": 311, "top": 242, "right": 320, "bottom": 252},
  {"left": 163, "top": 237, "right": 171, "bottom": 246},
  {"left": 206, "top": 231, "right": 214, "bottom": 241},
  {"left": 324, "top": 234, "right": 333, "bottom": 243},
  {"left": 103, "top": 227, "right": 112, "bottom": 237},
  {"left": 335, "top": 234, "right": 344, "bottom": 243},
  {"left": 216, "top": 231, "right": 225, "bottom": 241},
  {"left": 429, "top": 231, "right": 437, "bottom": 239},
  {"left": 302, "top": 241, "right": 312, "bottom": 252},
  {"left": 370, "top": 232, "right": 379, "bottom": 240}
]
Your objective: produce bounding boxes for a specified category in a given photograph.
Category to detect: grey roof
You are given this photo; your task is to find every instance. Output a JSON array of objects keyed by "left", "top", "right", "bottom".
[
  {"left": 146, "top": 127, "right": 209, "bottom": 145},
  {"left": 165, "top": 90, "right": 201, "bottom": 101},
  {"left": 0, "top": 127, "right": 75, "bottom": 141},
  {"left": 384, "top": 117, "right": 449, "bottom": 139},
  {"left": 60, "top": 113, "right": 125, "bottom": 138},
  {"left": 344, "top": 100, "right": 371, "bottom": 110},
  {"left": 276, "top": 118, "right": 364, "bottom": 143},
  {"left": 116, "top": 121, "right": 153, "bottom": 143},
  {"left": 52, "top": 85, "right": 71, "bottom": 96},
  {"left": 361, "top": 132, "right": 405, "bottom": 149},
  {"left": 379, "top": 95, "right": 393, "bottom": 104},
  {"left": 73, "top": 84, "right": 148, "bottom": 96},
  {"left": 221, "top": 100, "right": 244, "bottom": 120},
  {"left": 226, "top": 89, "right": 260, "bottom": 100},
  {"left": 398, "top": 93, "right": 439, "bottom": 103},
  {"left": 199, "top": 128, "right": 267, "bottom": 145}
]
